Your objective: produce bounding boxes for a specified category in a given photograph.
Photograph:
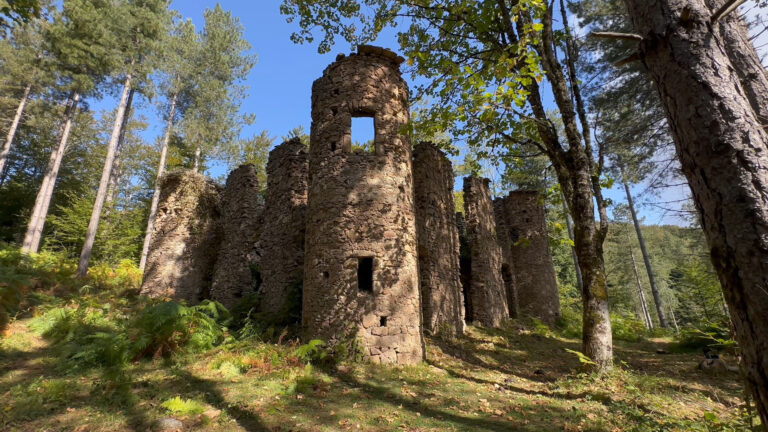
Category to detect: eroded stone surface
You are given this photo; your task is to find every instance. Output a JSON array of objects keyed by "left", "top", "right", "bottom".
[
  {"left": 210, "top": 164, "right": 263, "bottom": 309},
  {"left": 140, "top": 171, "right": 221, "bottom": 303},
  {"left": 257, "top": 138, "right": 308, "bottom": 316},
  {"left": 494, "top": 200, "right": 519, "bottom": 319},
  {"left": 303, "top": 46, "right": 424, "bottom": 364},
  {"left": 413, "top": 142, "right": 465, "bottom": 336},
  {"left": 495, "top": 191, "right": 560, "bottom": 324},
  {"left": 462, "top": 176, "right": 509, "bottom": 327}
]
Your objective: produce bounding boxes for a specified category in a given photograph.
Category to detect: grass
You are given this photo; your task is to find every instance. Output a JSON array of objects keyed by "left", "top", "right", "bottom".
[{"left": 0, "top": 253, "right": 759, "bottom": 431}]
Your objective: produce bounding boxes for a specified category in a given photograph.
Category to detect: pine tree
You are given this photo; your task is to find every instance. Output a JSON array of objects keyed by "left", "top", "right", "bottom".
[{"left": 76, "top": 0, "right": 171, "bottom": 277}]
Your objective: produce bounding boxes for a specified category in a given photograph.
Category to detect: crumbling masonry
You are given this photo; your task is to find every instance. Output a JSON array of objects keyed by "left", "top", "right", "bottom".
[
  {"left": 210, "top": 165, "right": 263, "bottom": 309},
  {"left": 140, "top": 46, "right": 565, "bottom": 364},
  {"left": 257, "top": 138, "right": 309, "bottom": 315},
  {"left": 463, "top": 176, "right": 509, "bottom": 327},
  {"left": 140, "top": 171, "right": 221, "bottom": 303},
  {"left": 413, "top": 142, "right": 465, "bottom": 336},
  {"left": 495, "top": 191, "right": 561, "bottom": 324},
  {"left": 302, "top": 46, "right": 424, "bottom": 364}
]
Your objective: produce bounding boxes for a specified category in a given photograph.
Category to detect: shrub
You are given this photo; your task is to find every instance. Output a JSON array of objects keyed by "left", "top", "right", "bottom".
[
  {"left": 160, "top": 396, "right": 206, "bottom": 416},
  {"left": 675, "top": 321, "right": 736, "bottom": 354},
  {"left": 87, "top": 259, "right": 142, "bottom": 292},
  {"left": 130, "top": 300, "right": 230, "bottom": 359},
  {"left": 555, "top": 306, "right": 582, "bottom": 338},
  {"left": 611, "top": 312, "right": 647, "bottom": 342}
]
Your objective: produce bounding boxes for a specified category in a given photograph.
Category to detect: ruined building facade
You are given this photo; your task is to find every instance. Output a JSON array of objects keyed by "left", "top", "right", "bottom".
[
  {"left": 462, "top": 176, "right": 509, "bottom": 327},
  {"left": 302, "top": 46, "right": 424, "bottom": 364},
  {"left": 140, "top": 171, "right": 221, "bottom": 303},
  {"left": 140, "top": 46, "right": 563, "bottom": 364},
  {"left": 257, "top": 138, "right": 309, "bottom": 316},
  {"left": 495, "top": 191, "right": 561, "bottom": 324},
  {"left": 210, "top": 164, "right": 262, "bottom": 309}
]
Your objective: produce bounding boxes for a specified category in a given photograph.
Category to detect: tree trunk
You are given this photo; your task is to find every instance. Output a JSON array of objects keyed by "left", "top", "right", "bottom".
[
  {"left": 106, "top": 88, "right": 135, "bottom": 205},
  {"left": 623, "top": 0, "right": 768, "bottom": 426},
  {"left": 621, "top": 168, "right": 668, "bottom": 327},
  {"left": 22, "top": 91, "right": 80, "bottom": 254},
  {"left": 707, "top": 0, "right": 768, "bottom": 129},
  {"left": 0, "top": 83, "right": 31, "bottom": 178},
  {"left": 193, "top": 146, "right": 201, "bottom": 172},
  {"left": 561, "top": 193, "right": 584, "bottom": 292},
  {"left": 139, "top": 93, "right": 177, "bottom": 271},
  {"left": 76, "top": 75, "right": 132, "bottom": 277},
  {"left": 627, "top": 236, "right": 653, "bottom": 330}
]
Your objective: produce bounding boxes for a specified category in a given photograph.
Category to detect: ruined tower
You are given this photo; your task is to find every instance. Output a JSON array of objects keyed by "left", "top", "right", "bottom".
[
  {"left": 140, "top": 171, "right": 221, "bottom": 303},
  {"left": 494, "top": 200, "right": 519, "bottom": 319},
  {"left": 257, "top": 138, "right": 309, "bottom": 317},
  {"left": 210, "top": 164, "right": 262, "bottom": 309},
  {"left": 413, "top": 142, "right": 465, "bottom": 336},
  {"left": 462, "top": 176, "right": 509, "bottom": 327},
  {"left": 303, "top": 46, "right": 424, "bottom": 364},
  {"left": 495, "top": 191, "right": 561, "bottom": 324}
]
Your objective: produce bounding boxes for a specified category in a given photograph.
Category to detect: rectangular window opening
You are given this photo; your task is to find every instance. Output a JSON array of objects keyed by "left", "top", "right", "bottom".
[
  {"left": 357, "top": 257, "right": 374, "bottom": 292},
  {"left": 351, "top": 116, "right": 375, "bottom": 153}
]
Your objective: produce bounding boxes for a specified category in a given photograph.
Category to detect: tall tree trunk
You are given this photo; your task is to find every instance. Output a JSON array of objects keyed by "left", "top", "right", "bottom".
[
  {"left": 139, "top": 93, "right": 177, "bottom": 271},
  {"left": 22, "top": 91, "right": 80, "bottom": 254},
  {"left": 562, "top": 193, "right": 584, "bottom": 292},
  {"left": 106, "top": 88, "right": 135, "bottom": 205},
  {"left": 707, "top": 0, "right": 768, "bottom": 129},
  {"left": 0, "top": 83, "right": 31, "bottom": 178},
  {"left": 668, "top": 306, "right": 679, "bottom": 332},
  {"left": 193, "top": 146, "right": 201, "bottom": 172},
  {"left": 627, "top": 235, "right": 653, "bottom": 330},
  {"left": 623, "top": 0, "right": 768, "bottom": 426},
  {"left": 76, "top": 75, "right": 132, "bottom": 277},
  {"left": 621, "top": 167, "right": 668, "bottom": 327}
]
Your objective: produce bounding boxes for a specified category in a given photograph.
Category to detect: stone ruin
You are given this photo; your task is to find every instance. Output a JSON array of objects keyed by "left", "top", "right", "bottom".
[
  {"left": 139, "top": 46, "right": 562, "bottom": 364},
  {"left": 495, "top": 191, "right": 561, "bottom": 324},
  {"left": 413, "top": 142, "right": 465, "bottom": 336},
  {"left": 302, "top": 46, "right": 424, "bottom": 364},
  {"left": 140, "top": 171, "right": 221, "bottom": 303},
  {"left": 257, "top": 138, "right": 308, "bottom": 316},
  {"left": 462, "top": 176, "right": 509, "bottom": 327},
  {"left": 210, "top": 164, "right": 262, "bottom": 309}
]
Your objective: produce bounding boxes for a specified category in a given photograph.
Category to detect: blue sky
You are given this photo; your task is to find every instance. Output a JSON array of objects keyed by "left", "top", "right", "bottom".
[{"left": 96, "top": 1, "right": 691, "bottom": 226}]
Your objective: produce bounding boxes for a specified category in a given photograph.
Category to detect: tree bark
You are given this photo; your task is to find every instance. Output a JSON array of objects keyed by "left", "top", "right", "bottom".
[
  {"left": 0, "top": 83, "right": 31, "bottom": 178},
  {"left": 22, "top": 91, "right": 80, "bottom": 254},
  {"left": 623, "top": 0, "right": 768, "bottom": 426},
  {"left": 193, "top": 145, "right": 201, "bottom": 172},
  {"left": 621, "top": 168, "right": 668, "bottom": 327},
  {"left": 561, "top": 193, "right": 584, "bottom": 292},
  {"left": 76, "top": 75, "right": 132, "bottom": 277},
  {"left": 707, "top": 0, "right": 768, "bottom": 129},
  {"left": 627, "top": 234, "right": 653, "bottom": 330},
  {"left": 139, "top": 93, "right": 177, "bottom": 271},
  {"left": 106, "top": 88, "right": 135, "bottom": 205}
]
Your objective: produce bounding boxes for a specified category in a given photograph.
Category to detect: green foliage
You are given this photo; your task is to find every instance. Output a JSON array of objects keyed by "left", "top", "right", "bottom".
[
  {"left": 610, "top": 312, "right": 646, "bottom": 342},
  {"left": 160, "top": 396, "right": 206, "bottom": 416},
  {"left": 131, "top": 300, "right": 230, "bottom": 359},
  {"left": 675, "top": 321, "right": 736, "bottom": 354},
  {"left": 293, "top": 339, "right": 327, "bottom": 364}
]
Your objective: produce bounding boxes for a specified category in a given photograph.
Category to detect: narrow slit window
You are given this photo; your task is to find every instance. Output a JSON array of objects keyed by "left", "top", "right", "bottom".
[
  {"left": 351, "top": 116, "right": 375, "bottom": 153},
  {"left": 358, "top": 257, "right": 374, "bottom": 292}
]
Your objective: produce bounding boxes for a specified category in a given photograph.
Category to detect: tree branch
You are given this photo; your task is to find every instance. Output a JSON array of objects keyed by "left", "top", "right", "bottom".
[
  {"left": 711, "top": 0, "right": 747, "bottom": 23},
  {"left": 589, "top": 31, "right": 644, "bottom": 41}
]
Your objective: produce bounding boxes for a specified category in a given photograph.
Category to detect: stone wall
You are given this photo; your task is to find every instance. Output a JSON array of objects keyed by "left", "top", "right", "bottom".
[
  {"left": 303, "top": 46, "right": 424, "bottom": 364},
  {"left": 210, "top": 164, "right": 263, "bottom": 309},
  {"left": 413, "top": 142, "right": 465, "bottom": 336},
  {"left": 140, "top": 170, "right": 221, "bottom": 303},
  {"left": 257, "top": 138, "right": 309, "bottom": 317},
  {"left": 495, "top": 191, "right": 560, "bottom": 324},
  {"left": 494, "top": 200, "right": 519, "bottom": 318},
  {"left": 462, "top": 176, "right": 509, "bottom": 327}
]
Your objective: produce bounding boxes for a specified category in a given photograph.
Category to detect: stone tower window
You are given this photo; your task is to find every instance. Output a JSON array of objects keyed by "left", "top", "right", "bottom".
[
  {"left": 357, "top": 257, "right": 374, "bottom": 292},
  {"left": 351, "top": 115, "right": 375, "bottom": 153}
]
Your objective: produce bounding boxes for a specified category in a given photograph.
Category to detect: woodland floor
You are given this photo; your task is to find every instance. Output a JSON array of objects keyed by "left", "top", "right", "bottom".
[{"left": 0, "top": 307, "right": 750, "bottom": 432}]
